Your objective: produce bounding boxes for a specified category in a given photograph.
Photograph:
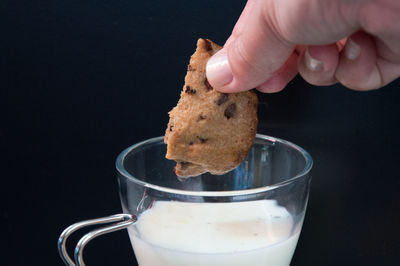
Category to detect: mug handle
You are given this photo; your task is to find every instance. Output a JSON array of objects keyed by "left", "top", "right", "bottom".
[{"left": 58, "top": 214, "right": 137, "bottom": 266}]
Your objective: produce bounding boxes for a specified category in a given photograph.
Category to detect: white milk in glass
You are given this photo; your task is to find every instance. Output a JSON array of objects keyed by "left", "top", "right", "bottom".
[{"left": 128, "top": 200, "right": 301, "bottom": 266}]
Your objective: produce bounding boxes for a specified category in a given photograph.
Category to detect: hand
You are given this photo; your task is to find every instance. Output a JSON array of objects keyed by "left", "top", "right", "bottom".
[{"left": 206, "top": 0, "right": 400, "bottom": 93}]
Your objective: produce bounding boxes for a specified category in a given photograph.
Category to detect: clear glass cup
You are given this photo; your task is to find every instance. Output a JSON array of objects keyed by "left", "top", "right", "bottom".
[{"left": 59, "top": 134, "right": 312, "bottom": 266}]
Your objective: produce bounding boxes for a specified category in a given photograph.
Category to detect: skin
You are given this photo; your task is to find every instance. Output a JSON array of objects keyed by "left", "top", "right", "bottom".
[{"left": 205, "top": 0, "right": 400, "bottom": 93}]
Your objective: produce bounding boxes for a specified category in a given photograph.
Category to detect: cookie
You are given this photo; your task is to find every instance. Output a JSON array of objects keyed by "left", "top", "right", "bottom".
[{"left": 164, "top": 38, "right": 258, "bottom": 177}]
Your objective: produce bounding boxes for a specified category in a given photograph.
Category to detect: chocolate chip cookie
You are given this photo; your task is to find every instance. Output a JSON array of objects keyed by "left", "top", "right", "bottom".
[{"left": 164, "top": 38, "right": 258, "bottom": 177}]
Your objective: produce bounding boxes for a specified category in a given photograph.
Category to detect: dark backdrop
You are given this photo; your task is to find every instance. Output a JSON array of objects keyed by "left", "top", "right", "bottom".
[{"left": 4, "top": 1, "right": 400, "bottom": 265}]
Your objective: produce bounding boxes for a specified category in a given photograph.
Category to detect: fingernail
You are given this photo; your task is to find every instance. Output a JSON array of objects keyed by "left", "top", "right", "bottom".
[
  {"left": 305, "top": 48, "right": 323, "bottom": 72},
  {"left": 345, "top": 38, "right": 361, "bottom": 60},
  {"left": 206, "top": 51, "right": 233, "bottom": 87}
]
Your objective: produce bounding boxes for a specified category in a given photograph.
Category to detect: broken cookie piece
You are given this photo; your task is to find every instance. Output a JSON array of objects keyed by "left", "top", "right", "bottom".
[{"left": 164, "top": 38, "right": 258, "bottom": 178}]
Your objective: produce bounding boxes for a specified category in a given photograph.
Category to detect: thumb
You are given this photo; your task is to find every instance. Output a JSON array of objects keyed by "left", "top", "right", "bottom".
[
  {"left": 206, "top": 0, "right": 295, "bottom": 93},
  {"left": 206, "top": 0, "right": 360, "bottom": 93}
]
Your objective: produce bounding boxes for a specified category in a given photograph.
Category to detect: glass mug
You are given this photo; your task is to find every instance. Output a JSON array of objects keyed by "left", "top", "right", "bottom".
[{"left": 58, "top": 134, "right": 312, "bottom": 266}]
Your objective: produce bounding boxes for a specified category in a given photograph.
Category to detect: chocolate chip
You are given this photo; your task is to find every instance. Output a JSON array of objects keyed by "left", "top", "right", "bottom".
[
  {"left": 179, "top": 161, "right": 190, "bottom": 170},
  {"left": 215, "top": 93, "right": 229, "bottom": 105},
  {"left": 204, "top": 39, "right": 212, "bottom": 51},
  {"left": 189, "top": 141, "right": 193, "bottom": 145},
  {"left": 197, "top": 136, "right": 207, "bottom": 143},
  {"left": 198, "top": 115, "right": 205, "bottom": 121},
  {"left": 187, "top": 64, "right": 195, "bottom": 71},
  {"left": 185, "top": 85, "right": 196, "bottom": 94},
  {"left": 224, "top": 104, "right": 236, "bottom": 119},
  {"left": 169, "top": 124, "right": 173, "bottom": 132},
  {"left": 204, "top": 79, "right": 213, "bottom": 91}
]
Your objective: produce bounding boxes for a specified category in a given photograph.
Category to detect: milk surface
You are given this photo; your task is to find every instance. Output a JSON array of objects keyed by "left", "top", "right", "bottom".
[{"left": 128, "top": 200, "right": 300, "bottom": 266}]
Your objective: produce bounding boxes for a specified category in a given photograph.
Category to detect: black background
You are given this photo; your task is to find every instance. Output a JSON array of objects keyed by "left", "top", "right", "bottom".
[{"left": 3, "top": 1, "right": 400, "bottom": 265}]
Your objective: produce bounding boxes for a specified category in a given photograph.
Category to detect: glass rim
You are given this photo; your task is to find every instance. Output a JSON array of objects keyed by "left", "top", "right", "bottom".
[{"left": 115, "top": 134, "right": 313, "bottom": 197}]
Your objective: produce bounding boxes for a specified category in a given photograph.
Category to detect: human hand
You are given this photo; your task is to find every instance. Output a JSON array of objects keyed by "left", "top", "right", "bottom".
[{"left": 206, "top": 0, "right": 400, "bottom": 93}]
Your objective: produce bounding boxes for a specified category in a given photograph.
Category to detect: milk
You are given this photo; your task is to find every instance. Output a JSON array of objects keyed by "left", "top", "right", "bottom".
[{"left": 128, "top": 200, "right": 301, "bottom": 266}]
